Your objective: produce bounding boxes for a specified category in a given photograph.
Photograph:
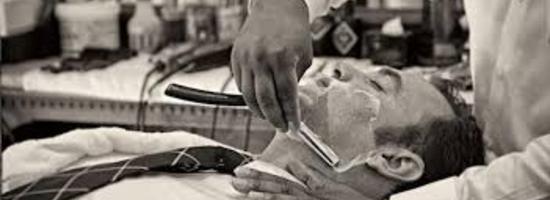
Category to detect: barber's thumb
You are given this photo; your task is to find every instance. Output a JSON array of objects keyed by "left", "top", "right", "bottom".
[
  {"left": 288, "top": 163, "right": 314, "bottom": 184},
  {"left": 285, "top": 121, "right": 301, "bottom": 141},
  {"left": 232, "top": 178, "right": 254, "bottom": 194}
]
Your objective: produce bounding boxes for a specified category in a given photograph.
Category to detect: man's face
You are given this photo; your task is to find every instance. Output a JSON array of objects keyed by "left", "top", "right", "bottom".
[
  {"left": 257, "top": 63, "right": 456, "bottom": 196},
  {"left": 293, "top": 63, "right": 455, "bottom": 175}
]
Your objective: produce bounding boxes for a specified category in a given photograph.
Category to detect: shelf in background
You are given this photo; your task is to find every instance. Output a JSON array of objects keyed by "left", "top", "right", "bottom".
[{"left": 354, "top": 8, "right": 423, "bottom": 26}]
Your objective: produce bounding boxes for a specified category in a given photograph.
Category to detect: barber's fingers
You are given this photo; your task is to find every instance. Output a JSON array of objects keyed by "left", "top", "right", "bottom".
[
  {"left": 230, "top": 47, "right": 242, "bottom": 89},
  {"left": 255, "top": 63, "right": 286, "bottom": 130},
  {"left": 244, "top": 192, "right": 318, "bottom": 200},
  {"left": 235, "top": 167, "right": 288, "bottom": 182},
  {"left": 286, "top": 163, "right": 370, "bottom": 200},
  {"left": 233, "top": 167, "right": 306, "bottom": 192},
  {"left": 235, "top": 49, "right": 265, "bottom": 119},
  {"left": 242, "top": 68, "right": 263, "bottom": 119},
  {"left": 286, "top": 162, "right": 328, "bottom": 192},
  {"left": 274, "top": 54, "right": 301, "bottom": 131},
  {"left": 232, "top": 178, "right": 308, "bottom": 197}
]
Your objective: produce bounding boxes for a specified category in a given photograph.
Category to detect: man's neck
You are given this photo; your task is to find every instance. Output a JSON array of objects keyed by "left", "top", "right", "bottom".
[{"left": 258, "top": 132, "right": 398, "bottom": 200}]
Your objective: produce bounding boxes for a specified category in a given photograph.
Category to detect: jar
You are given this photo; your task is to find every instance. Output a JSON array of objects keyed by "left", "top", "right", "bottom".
[
  {"left": 128, "top": 0, "right": 164, "bottom": 54},
  {"left": 55, "top": 2, "right": 121, "bottom": 57}
]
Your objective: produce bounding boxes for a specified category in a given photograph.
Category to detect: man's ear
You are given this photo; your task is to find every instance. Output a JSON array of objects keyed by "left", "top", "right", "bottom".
[{"left": 365, "top": 147, "right": 424, "bottom": 182}]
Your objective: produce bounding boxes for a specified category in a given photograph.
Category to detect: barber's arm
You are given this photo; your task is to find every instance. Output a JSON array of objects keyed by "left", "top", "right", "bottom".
[
  {"left": 232, "top": 0, "right": 346, "bottom": 131},
  {"left": 391, "top": 134, "right": 550, "bottom": 200}
]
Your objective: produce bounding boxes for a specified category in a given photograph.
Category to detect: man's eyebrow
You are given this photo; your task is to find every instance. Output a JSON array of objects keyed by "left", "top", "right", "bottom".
[{"left": 379, "top": 68, "right": 402, "bottom": 91}]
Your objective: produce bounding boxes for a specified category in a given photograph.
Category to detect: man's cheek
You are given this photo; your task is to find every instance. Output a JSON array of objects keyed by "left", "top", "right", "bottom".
[
  {"left": 301, "top": 94, "right": 330, "bottom": 137},
  {"left": 326, "top": 89, "right": 380, "bottom": 129},
  {"left": 323, "top": 89, "right": 380, "bottom": 172}
]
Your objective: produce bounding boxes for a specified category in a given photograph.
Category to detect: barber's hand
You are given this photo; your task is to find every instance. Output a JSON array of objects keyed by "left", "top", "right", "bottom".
[
  {"left": 232, "top": 163, "right": 372, "bottom": 200},
  {"left": 231, "top": 0, "right": 313, "bottom": 131}
]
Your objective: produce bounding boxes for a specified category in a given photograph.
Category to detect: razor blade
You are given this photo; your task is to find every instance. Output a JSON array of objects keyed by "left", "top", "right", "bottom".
[{"left": 297, "top": 122, "right": 340, "bottom": 167}]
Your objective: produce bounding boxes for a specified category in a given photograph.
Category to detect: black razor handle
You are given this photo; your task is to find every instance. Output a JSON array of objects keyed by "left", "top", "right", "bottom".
[{"left": 165, "top": 83, "right": 246, "bottom": 106}]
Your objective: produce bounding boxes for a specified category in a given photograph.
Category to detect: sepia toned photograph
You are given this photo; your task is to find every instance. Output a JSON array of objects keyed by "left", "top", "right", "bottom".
[{"left": 1, "top": 0, "right": 549, "bottom": 199}]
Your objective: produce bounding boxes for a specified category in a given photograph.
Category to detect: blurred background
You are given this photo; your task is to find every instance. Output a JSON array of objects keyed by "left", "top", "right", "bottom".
[{"left": 1, "top": 0, "right": 471, "bottom": 152}]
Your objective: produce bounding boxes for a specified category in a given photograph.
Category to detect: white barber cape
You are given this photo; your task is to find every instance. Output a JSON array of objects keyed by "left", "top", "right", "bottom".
[{"left": 300, "top": 0, "right": 550, "bottom": 199}]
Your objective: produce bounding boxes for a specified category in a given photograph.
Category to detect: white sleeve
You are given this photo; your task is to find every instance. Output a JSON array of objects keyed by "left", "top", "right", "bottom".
[
  {"left": 303, "top": 0, "right": 348, "bottom": 21},
  {"left": 390, "top": 134, "right": 550, "bottom": 200}
]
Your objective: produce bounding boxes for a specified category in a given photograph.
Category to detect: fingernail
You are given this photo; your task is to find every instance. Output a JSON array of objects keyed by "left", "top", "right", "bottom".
[
  {"left": 233, "top": 178, "right": 255, "bottom": 191},
  {"left": 281, "top": 122, "right": 292, "bottom": 132},
  {"left": 249, "top": 192, "right": 272, "bottom": 199},
  {"left": 232, "top": 178, "right": 252, "bottom": 194},
  {"left": 285, "top": 121, "right": 301, "bottom": 141},
  {"left": 278, "top": 125, "right": 288, "bottom": 133},
  {"left": 288, "top": 121, "right": 299, "bottom": 133}
]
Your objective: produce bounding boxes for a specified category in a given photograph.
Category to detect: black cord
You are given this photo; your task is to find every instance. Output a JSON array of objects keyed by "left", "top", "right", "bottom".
[
  {"left": 1, "top": 117, "right": 15, "bottom": 148},
  {"left": 0, "top": 68, "right": 16, "bottom": 148},
  {"left": 147, "top": 63, "right": 197, "bottom": 96},
  {"left": 136, "top": 66, "right": 159, "bottom": 131},
  {"left": 138, "top": 63, "right": 197, "bottom": 131},
  {"left": 141, "top": 42, "right": 232, "bottom": 131},
  {"left": 147, "top": 42, "right": 232, "bottom": 96},
  {"left": 210, "top": 73, "right": 234, "bottom": 139}
]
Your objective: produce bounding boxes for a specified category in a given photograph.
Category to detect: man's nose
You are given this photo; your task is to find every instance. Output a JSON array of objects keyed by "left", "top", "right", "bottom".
[
  {"left": 316, "top": 74, "right": 332, "bottom": 88},
  {"left": 315, "top": 64, "right": 352, "bottom": 88},
  {"left": 328, "top": 64, "right": 352, "bottom": 82}
]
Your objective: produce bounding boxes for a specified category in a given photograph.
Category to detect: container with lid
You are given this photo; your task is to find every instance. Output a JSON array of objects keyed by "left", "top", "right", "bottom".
[
  {"left": 55, "top": 1, "right": 121, "bottom": 57},
  {"left": 128, "top": 0, "right": 164, "bottom": 54}
]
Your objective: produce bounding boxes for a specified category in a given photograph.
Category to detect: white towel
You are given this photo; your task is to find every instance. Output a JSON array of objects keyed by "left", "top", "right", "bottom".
[{"left": 2, "top": 127, "right": 250, "bottom": 191}]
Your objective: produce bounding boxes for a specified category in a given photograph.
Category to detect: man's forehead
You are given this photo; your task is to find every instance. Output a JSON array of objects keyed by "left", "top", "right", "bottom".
[
  {"left": 352, "top": 65, "right": 411, "bottom": 77},
  {"left": 350, "top": 65, "right": 389, "bottom": 73},
  {"left": 312, "top": 62, "right": 427, "bottom": 86}
]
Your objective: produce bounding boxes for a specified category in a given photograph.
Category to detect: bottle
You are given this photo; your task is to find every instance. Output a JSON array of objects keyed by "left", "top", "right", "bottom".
[
  {"left": 432, "top": 0, "right": 458, "bottom": 65},
  {"left": 161, "top": 0, "right": 186, "bottom": 44},
  {"left": 418, "top": 0, "right": 459, "bottom": 66},
  {"left": 331, "top": 1, "right": 362, "bottom": 57},
  {"left": 186, "top": 4, "right": 217, "bottom": 43},
  {"left": 128, "top": 0, "right": 164, "bottom": 54},
  {"left": 216, "top": 2, "right": 245, "bottom": 42},
  {"left": 311, "top": 15, "right": 335, "bottom": 56},
  {"left": 56, "top": 1, "right": 121, "bottom": 57}
]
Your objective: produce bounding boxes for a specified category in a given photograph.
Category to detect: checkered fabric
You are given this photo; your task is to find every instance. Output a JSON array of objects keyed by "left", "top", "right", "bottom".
[{"left": 2, "top": 146, "right": 252, "bottom": 200}]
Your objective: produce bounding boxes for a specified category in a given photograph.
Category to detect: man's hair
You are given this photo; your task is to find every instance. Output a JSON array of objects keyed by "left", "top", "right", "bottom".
[{"left": 374, "top": 77, "right": 485, "bottom": 193}]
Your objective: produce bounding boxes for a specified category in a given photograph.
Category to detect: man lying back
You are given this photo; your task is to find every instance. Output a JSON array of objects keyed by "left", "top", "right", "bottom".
[
  {"left": 234, "top": 63, "right": 485, "bottom": 199},
  {"left": 2, "top": 63, "right": 485, "bottom": 200}
]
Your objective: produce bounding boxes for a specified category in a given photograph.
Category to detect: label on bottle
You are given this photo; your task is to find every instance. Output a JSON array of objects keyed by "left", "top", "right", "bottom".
[
  {"left": 332, "top": 22, "right": 358, "bottom": 55},
  {"left": 217, "top": 6, "right": 244, "bottom": 42}
]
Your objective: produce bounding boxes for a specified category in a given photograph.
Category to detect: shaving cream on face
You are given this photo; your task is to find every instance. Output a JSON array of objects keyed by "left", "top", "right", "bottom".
[
  {"left": 329, "top": 90, "right": 381, "bottom": 172},
  {"left": 296, "top": 62, "right": 383, "bottom": 173},
  {"left": 299, "top": 87, "right": 382, "bottom": 173}
]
